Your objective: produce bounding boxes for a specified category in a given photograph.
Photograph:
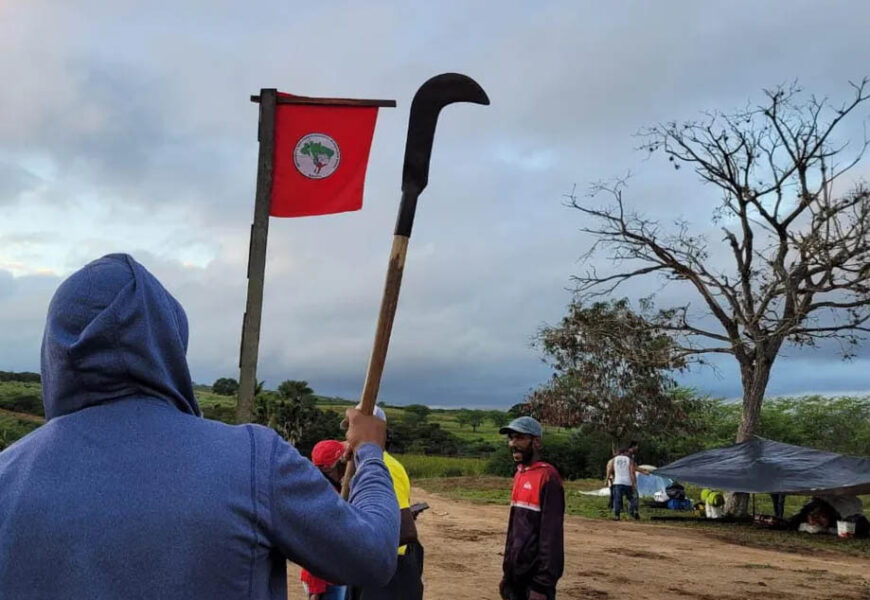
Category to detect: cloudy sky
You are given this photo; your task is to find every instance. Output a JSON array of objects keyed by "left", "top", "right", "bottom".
[{"left": 2, "top": 1, "right": 870, "bottom": 408}]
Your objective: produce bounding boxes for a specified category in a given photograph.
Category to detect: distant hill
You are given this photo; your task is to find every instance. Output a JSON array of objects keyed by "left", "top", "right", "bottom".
[{"left": 0, "top": 371, "right": 41, "bottom": 383}]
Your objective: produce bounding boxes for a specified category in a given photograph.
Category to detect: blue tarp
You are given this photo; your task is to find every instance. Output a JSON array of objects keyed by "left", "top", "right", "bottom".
[
  {"left": 637, "top": 472, "right": 673, "bottom": 497},
  {"left": 656, "top": 438, "right": 870, "bottom": 496}
]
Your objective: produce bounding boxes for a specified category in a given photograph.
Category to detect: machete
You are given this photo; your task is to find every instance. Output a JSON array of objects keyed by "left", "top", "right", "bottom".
[{"left": 342, "top": 73, "right": 489, "bottom": 498}]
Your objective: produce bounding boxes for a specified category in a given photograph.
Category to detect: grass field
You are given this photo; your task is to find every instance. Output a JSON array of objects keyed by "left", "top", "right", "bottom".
[
  {"left": 426, "top": 411, "right": 571, "bottom": 444},
  {"left": 391, "top": 454, "right": 487, "bottom": 479},
  {"left": 416, "top": 476, "right": 870, "bottom": 557}
]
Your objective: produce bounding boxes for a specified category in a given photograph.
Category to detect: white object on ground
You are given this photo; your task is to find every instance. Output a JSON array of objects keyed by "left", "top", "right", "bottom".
[{"left": 837, "top": 520, "right": 856, "bottom": 538}]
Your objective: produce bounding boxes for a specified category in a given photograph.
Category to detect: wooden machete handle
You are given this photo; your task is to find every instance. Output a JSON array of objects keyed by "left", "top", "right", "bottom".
[{"left": 341, "top": 234, "right": 410, "bottom": 499}]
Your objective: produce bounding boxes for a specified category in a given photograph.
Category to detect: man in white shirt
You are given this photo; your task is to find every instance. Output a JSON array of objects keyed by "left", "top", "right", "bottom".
[{"left": 606, "top": 447, "right": 638, "bottom": 520}]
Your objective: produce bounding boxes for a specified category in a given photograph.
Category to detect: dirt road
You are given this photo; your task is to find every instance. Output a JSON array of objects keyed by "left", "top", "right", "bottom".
[
  {"left": 288, "top": 486, "right": 868, "bottom": 599},
  {"left": 413, "top": 487, "right": 868, "bottom": 600}
]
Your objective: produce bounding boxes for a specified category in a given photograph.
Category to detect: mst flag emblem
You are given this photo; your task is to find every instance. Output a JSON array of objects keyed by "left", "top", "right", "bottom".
[{"left": 293, "top": 133, "right": 341, "bottom": 179}]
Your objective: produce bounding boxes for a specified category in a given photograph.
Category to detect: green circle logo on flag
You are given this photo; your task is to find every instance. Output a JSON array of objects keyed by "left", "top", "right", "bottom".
[{"left": 294, "top": 133, "right": 341, "bottom": 179}]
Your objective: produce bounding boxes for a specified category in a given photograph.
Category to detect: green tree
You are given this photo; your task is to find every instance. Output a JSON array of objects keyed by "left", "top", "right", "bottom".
[
  {"left": 388, "top": 421, "right": 461, "bottom": 456},
  {"left": 295, "top": 408, "right": 342, "bottom": 458},
  {"left": 456, "top": 409, "right": 485, "bottom": 432},
  {"left": 487, "top": 410, "right": 510, "bottom": 428},
  {"left": 402, "top": 404, "right": 432, "bottom": 425},
  {"left": 507, "top": 403, "right": 530, "bottom": 418},
  {"left": 254, "top": 380, "right": 320, "bottom": 446},
  {"left": 277, "top": 380, "right": 314, "bottom": 402},
  {"left": 212, "top": 377, "right": 239, "bottom": 396},
  {"left": 529, "top": 298, "right": 694, "bottom": 450},
  {"left": 759, "top": 396, "right": 870, "bottom": 456}
]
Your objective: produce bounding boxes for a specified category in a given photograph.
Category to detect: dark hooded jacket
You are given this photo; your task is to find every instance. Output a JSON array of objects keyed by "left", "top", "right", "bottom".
[
  {"left": 503, "top": 461, "right": 564, "bottom": 594},
  {"left": 0, "top": 254, "right": 399, "bottom": 599}
]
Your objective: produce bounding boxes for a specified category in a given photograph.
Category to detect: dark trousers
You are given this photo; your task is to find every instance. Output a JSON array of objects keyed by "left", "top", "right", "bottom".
[
  {"left": 612, "top": 484, "right": 638, "bottom": 518},
  {"left": 770, "top": 494, "right": 786, "bottom": 519},
  {"left": 352, "top": 542, "right": 424, "bottom": 600},
  {"left": 502, "top": 581, "right": 556, "bottom": 600}
]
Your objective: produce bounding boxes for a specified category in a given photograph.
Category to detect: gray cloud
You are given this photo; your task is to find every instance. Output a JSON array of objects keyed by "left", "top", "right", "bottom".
[
  {"left": 2, "top": 1, "right": 870, "bottom": 406},
  {"left": 0, "top": 270, "right": 57, "bottom": 372},
  {"left": 0, "top": 163, "right": 41, "bottom": 205}
]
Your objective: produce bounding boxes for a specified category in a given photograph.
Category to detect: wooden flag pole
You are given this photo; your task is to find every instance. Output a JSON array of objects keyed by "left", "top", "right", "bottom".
[{"left": 237, "top": 88, "right": 277, "bottom": 424}]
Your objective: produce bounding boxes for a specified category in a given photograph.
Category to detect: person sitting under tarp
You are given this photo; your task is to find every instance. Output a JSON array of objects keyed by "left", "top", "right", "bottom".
[
  {"left": 789, "top": 496, "right": 869, "bottom": 537},
  {"left": 796, "top": 504, "right": 837, "bottom": 535}
]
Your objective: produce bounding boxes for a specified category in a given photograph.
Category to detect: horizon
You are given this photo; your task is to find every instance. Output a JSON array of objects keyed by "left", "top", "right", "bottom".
[{"left": 4, "top": 367, "right": 869, "bottom": 411}]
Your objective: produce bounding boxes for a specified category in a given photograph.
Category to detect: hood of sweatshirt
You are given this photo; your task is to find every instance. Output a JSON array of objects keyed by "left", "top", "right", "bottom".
[{"left": 40, "top": 253, "right": 200, "bottom": 420}]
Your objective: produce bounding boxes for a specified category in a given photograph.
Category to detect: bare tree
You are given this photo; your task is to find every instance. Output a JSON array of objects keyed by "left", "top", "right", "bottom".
[{"left": 570, "top": 81, "right": 870, "bottom": 512}]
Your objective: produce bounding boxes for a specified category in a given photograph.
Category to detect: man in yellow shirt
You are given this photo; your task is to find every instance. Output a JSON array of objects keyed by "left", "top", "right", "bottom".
[{"left": 353, "top": 406, "right": 424, "bottom": 600}]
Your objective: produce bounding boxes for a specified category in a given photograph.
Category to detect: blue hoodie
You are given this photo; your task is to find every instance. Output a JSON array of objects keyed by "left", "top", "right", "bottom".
[{"left": 0, "top": 254, "right": 399, "bottom": 599}]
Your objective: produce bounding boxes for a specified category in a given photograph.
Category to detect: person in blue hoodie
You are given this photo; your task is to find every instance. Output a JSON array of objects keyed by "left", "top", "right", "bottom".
[{"left": 0, "top": 253, "right": 400, "bottom": 600}]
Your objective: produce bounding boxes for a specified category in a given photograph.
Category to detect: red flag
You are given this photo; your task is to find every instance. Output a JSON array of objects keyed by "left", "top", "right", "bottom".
[{"left": 270, "top": 94, "right": 379, "bottom": 218}]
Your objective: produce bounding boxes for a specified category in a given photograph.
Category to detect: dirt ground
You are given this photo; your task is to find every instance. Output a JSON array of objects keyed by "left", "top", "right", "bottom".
[{"left": 288, "top": 486, "right": 869, "bottom": 600}]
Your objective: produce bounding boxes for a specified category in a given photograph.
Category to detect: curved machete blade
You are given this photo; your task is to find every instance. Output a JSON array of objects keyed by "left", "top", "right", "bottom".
[{"left": 401, "top": 73, "right": 489, "bottom": 196}]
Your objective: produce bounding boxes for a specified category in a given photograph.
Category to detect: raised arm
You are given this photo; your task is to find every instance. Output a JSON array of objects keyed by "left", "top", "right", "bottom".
[{"left": 257, "top": 410, "right": 400, "bottom": 588}]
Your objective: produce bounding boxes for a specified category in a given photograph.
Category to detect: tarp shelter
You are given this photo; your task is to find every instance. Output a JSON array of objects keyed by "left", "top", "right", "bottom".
[{"left": 655, "top": 438, "right": 870, "bottom": 496}]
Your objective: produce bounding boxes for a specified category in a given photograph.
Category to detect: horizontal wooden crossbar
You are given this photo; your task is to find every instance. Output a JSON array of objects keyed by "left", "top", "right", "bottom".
[{"left": 250, "top": 92, "right": 396, "bottom": 108}]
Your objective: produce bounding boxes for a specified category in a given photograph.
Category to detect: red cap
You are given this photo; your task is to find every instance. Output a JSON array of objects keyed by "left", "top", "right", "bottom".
[{"left": 311, "top": 440, "right": 346, "bottom": 468}]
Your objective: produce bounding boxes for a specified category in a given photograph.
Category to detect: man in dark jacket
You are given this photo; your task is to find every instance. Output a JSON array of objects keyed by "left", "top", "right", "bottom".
[
  {"left": 498, "top": 416, "right": 564, "bottom": 600},
  {"left": 0, "top": 254, "right": 400, "bottom": 600}
]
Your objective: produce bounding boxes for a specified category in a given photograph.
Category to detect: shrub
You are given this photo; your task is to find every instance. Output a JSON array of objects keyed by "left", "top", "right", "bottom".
[
  {"left": 0, "top": 394, "right": 44, "bottom": 417},
  {"left": 484, "top": 449, "right": 516, "bottom": 477},
  {"left": 0, "top": 414, "right": 41, "bottom": 450},
  {"left": 211, "top": 377, "right": 239, "bottom": 396},
  {"left": 201, "top": 403, "right": 236, "bottom": 424},
  {"left": 388, "top": 422, "right": 462, "bottom": 456}
]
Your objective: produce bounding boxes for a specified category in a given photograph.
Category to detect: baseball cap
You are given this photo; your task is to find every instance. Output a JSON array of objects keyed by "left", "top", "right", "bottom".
[
  {"left": 311, "top": 440, "right": 346, "bottom": 468},
  {"left": 355, "top": 403, "right": 387, "bottom": 423},
  {"left": 499, "top": 416, "right": 543, "bottom": 438}
]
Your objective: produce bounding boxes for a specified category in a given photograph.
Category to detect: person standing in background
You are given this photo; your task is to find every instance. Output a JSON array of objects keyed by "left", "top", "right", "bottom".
[
  {"left": 301, "top": 440, "right": 351, "bottom": 600},
  {"left": 498, "top": 416, "right": 564, "bottom": 600},
  {"left": 353, "top": 406, "right": 424, "bottom": 600},
  {"left": 607, "top": 447, "right": 639, "bottom": 520}
]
